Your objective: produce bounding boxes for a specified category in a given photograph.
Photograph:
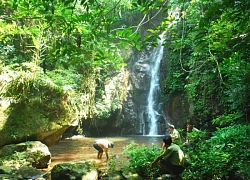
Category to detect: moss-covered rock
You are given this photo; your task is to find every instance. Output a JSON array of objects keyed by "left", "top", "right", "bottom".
[
  {"left": 0, "top": 166, "right": 13, "bottom": 174},
  {"left": 0, "top": 98, "right": 71, "bottom": 147},
  {"left": 51, "top": 161, "right": 98, "bottom": 180},
  {"left": 0, "top": 64, "right": 76, "bottom": 147},
  {"left": 0, "top": 141, "right": 51, "bottom": 169},
  {"left": 14, "top": 166, "right": 47, "bottom": 179},
  {"left": 0, "top": 166, "right": 47, "bottom": 180}
]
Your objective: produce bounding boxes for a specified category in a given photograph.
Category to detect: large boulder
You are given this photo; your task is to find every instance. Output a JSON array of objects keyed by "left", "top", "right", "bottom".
[
  {"left": 0, "top": 166, "right": 48, "bottom": 180},
  {"left": 0, "top": 141, "right": 51, "bottom": 169},
  {"left": 51, "top": 161, "right": 98, "bottom": 180},
  {"left": 0, "top": 64, "right": 76, "bottom": 147},
  {"left": 14, "top": 166, "right": 48, "bottom": 179},
  {"left": 0, "top": 97, "right": 71, "bottom": 147}
]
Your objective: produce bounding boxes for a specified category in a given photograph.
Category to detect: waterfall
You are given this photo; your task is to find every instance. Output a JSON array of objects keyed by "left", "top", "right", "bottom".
[{"left": 148, "top": 33, "right": 166, "bottom": 135}]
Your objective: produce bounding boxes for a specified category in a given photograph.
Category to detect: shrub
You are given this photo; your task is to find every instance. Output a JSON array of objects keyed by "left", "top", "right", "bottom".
[
  {"left": 182, "top": 124, "right": 250, "bottom": 180},
  {"left": 122, "top": 141, "right": 162, "bottom": 179}
]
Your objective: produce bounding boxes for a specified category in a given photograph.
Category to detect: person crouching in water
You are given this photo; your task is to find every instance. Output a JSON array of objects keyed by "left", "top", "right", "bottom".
[
  {"left": 150, "top": 135, "right": 185, "bottom": 179},
  {"left": 93, "top": 139, "right": 114, "bottom": 160}
]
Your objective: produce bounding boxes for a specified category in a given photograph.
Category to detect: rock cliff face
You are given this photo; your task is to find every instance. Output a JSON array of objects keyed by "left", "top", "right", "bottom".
[
  {"left": 121, "top": 48, "right": 152, "bottom": 135},
  {"left": 81, "top": 41, "right": 171, "bottom": 136},
  {"left": 81, "top": 10, "right": 190, "bottom": 136},
  {"left": 118, "top": 10, "right": 190, "bottom": 134},
  {"left": 119, "top": 44, "right": 189, "bottom": 135}
]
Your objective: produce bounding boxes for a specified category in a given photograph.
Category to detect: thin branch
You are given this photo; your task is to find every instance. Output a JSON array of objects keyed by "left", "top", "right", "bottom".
[
  {"left": 111, "top": 0, "right": 168, "bottom": 34},
  {"left": 104, "top": 0, "right": 123, "bottom": 17},
  {"left": 209, "top": 48, "right": 223, "bottom": 82},
  {"left": 179, "top": 13, "right": 208, "bottom": 73}
]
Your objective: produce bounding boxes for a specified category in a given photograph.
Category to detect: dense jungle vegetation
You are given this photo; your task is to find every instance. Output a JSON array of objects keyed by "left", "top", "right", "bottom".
[{"left": 0, "top": 0, "right": 249, "bottom": 179}]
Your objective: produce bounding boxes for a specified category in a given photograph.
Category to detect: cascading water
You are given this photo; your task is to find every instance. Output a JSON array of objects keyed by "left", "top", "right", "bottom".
[{"left": 148, "top": 33, "right": 166, "bottom": 135}]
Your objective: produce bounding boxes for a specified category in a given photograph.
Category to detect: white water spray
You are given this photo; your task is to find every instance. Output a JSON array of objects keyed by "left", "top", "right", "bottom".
[{"left": 148, "top": 33, "right": 166, "bottom": 135}]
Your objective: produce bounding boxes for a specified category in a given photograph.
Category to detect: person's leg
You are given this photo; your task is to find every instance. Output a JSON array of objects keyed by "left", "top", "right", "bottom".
[
  {"left": 173, "top": 165, "right": 184, "bottom": 175},
  {"left": 160, "top": 159, "right": 184, "bottom": 176},
  {"left": 99, "top": 152, "right": 103, "bottom": 159},
  {"left": 160, "top": 159, "right": 175, "bottom": 175},
  {"left": 93, "top": 142, "right": 104, "bottom": 159},
  {"left": 97, "top": 152, "right": 103, "bottom": 159}
]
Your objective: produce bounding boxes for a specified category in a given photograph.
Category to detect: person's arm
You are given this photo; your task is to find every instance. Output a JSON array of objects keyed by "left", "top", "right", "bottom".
[
  {"left": 183, "top": 139, "right": 189, "bottom": 145},
  {"left": 151, "top": 146, "right": 174, "bottom": 167},
  {"left": 170, "top": 134, "right": 175, "bottom": 139},
  {"left": 150, "top": 147, "right": 167, "bottom": 168},
  {"left": 162, "top": 142, "right": 165, "bottom": 150},
  {"left": 150, "top": 155, "right": 162, "bottom": 168},
  {"left": 171, "top": 130, "right": 179, "bottom": 139},
  {"left": 104, "top": 148, "right": 109, "bottom": 160}
]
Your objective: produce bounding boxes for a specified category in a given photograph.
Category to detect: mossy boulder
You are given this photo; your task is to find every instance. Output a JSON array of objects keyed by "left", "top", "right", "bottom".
[
  {"left": 0, "top": 98, "right": 71, "bottom": 147},
  {"left": 14, "top": 166, "right": 47, "bottom": 179},
  {"left": 51, "top": 161, "right": 98, "bottom": 180},
  {"left": 0, "top": 141, "right": 51, "bottom": 169},
  {"left": 0, "top": 166, "right": 13, "bottom": 174},
  {"left": 0, "top": 64, "right": 77, "bottom": 147},
  {"left": 0, "top": 166, "right": 47, "bottom": 180}
]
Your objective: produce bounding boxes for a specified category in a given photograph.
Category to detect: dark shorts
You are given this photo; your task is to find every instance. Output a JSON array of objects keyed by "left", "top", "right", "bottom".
[
  {"left": 160, "top": 158, "right": 185, "bottom": 175},
  {"left": 93, "top": 142, "right": 103, "bottom": 152}
]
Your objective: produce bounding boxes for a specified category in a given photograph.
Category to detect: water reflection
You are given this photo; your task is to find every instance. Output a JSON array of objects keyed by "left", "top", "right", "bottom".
[
  {"left": 49, "top": 135, "right": 166, "bottom": 166},
  {"left": 126, "top": 135, "right": 166, "bottom": 145}
]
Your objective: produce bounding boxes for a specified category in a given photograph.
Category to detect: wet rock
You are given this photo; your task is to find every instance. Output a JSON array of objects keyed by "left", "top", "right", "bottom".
[
  {"left": 15, "top": 166, "right": 47, "bottom": 179},
  {"left": 122, "top": 169, "right": 143, "bottom": 180},
  {"left": 0, "top": 166, "right": 48, "bottom": 180},
  {"left": 51, "top": 161, "right": 98, "bottom": 180},
  {"left": 100, "top": 170, "right": 126, "bottom": 180}
]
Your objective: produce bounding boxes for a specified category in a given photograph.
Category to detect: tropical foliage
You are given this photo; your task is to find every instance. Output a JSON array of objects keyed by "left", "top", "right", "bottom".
[
  {"left": 123, "top": 125, "right": 250, "bottom": 180},
  {"left": 0, "top": 0, "right": 139, "bottom": 120},
  {"left": 123, "top": 141, "right": 162, "bottom": 179},
  {"left": 161, "top": 0, "right": 250, "bottom": 126},
  {"left": 0, "top": 0, "right": 250, "bottom": 179},
  {"left": 120, "top": 0, "right": 250, "bottom": 179},
  {"left": 182, "top": 124, "right": 250, "bottom": 179}
]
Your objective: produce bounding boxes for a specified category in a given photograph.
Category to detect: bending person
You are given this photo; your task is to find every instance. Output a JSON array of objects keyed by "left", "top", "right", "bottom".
[{"left": 93, "top": 139, "right": 114, "bottom": 160}]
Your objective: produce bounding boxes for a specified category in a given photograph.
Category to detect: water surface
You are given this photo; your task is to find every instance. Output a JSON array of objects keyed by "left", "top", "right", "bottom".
[{"left": 49, "top": 135, "right": 165, "bottom": 167}]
